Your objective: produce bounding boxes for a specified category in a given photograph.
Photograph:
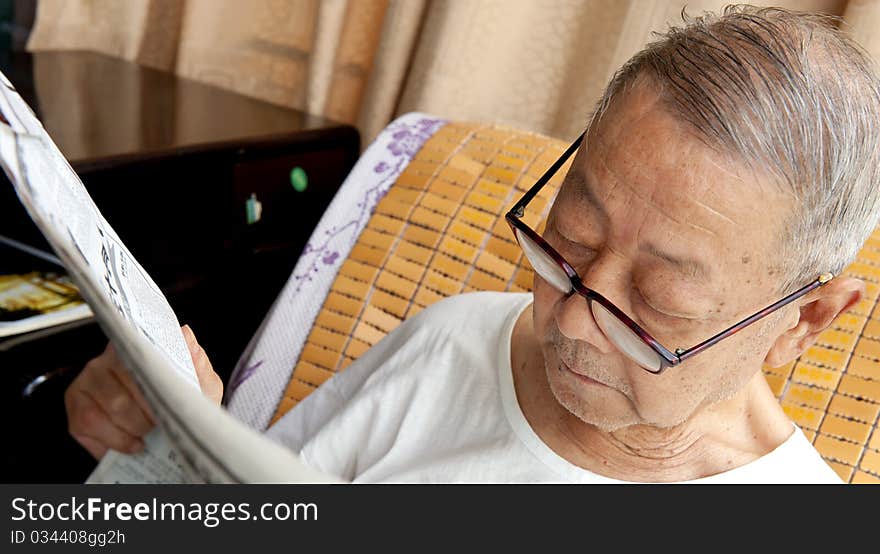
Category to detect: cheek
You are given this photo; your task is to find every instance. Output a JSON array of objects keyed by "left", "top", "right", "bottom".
[
  {"left": 531, "top": 275, "right": 558, "bottom": 339},
  {"left": 628, "top": 367, "right": 713, "bottom": 426},
  {"left": 706, "top": 323, "right": 777, "bottom": 399},
  {"left": 630, "top": 330, "right": 769, "bottom": 425}
]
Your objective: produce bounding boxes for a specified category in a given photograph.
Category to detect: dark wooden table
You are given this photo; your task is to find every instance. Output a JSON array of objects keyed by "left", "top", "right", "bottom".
[{"left": 0, "top": 50, "right": 360, "bottom": 482}]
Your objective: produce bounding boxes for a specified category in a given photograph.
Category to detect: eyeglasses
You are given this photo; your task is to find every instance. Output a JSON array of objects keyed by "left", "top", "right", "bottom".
[{"left": 505, "top": 132, "right": 833, "bottom": 374}]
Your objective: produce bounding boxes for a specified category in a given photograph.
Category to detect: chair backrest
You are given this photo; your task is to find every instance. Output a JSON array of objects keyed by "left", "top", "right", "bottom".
[{"left": 273, "top": 120, "right": 880, "bottom": 484}]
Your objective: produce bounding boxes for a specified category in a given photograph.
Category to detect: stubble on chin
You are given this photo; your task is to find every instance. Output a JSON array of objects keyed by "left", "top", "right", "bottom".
[
  {"left": 544, "top": 365, "right": 641, "bottom": 432},
  {"left": 544, "top": 324, "right": 633, "bottom": 397},
  {"left": 540, "top": 339, "right": 641, "bottom": 432}
]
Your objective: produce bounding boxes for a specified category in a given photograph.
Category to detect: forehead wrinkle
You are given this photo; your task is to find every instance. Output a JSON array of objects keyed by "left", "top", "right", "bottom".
[
  {"left": 586, "top": 143, "right": 719, "bottom": 284},
  {"left": 594, "top": 152, "right": 720, "bottom": 239},
  {"left": 697, "top": 157, "right": 746, "bottom": 226},
  {"left": 590, "top": 90, "right": 743, "bottom": 240},
  {"left": 691, "top": 197, "right": 737, "bottom": 226}
]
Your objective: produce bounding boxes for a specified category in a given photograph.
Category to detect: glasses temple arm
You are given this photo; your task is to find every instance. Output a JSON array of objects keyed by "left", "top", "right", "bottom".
[
  {"left": 675, "top": 273, "right": 833, "bottom": 362},
  {"left": 511, "top": 132, "right": 585, "bottom": 217}
]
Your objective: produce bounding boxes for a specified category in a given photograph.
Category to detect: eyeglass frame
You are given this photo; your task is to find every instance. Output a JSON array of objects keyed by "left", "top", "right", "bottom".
[{"left": 505, "top": 131, "right": 833, "bottom": 374}]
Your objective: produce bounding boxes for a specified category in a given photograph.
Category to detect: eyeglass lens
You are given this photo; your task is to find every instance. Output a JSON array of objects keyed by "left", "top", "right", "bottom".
[{"left": 513, "top": 225, "right": 664, "bottom": 371}]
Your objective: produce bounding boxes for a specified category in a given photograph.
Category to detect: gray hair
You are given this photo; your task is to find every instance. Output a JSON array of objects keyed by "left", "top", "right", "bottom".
[{"left": 588, "top": 4, "right": 880, "bottom": 293}]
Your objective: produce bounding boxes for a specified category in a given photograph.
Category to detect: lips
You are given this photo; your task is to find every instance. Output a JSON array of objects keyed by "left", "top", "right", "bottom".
[{"left": 559, "top": 360, "right": 608, "bottom": 388}]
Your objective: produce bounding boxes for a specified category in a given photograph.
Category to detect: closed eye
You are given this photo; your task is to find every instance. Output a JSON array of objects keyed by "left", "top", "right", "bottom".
[
  {"left": 553, "top": 237, "right": 599, "bottom": 270},
  {"left": 559, "top": 233, "right": 593, "bottom": 252},
  {"left": 633, "top": 286, "right": 700, "bottom": 323},
  {"left": 547, "top": 218, "right": 597, "bottom": 257}
]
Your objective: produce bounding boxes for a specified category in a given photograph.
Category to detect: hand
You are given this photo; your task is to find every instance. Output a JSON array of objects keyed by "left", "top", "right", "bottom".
[{"left": 65, "top": 324, "right": 223, "bottom": 460}]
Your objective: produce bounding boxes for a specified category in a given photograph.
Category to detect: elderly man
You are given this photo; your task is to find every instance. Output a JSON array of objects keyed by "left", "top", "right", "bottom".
[{"left": 66, "top": 6, "right": 880, "bottom": 483}]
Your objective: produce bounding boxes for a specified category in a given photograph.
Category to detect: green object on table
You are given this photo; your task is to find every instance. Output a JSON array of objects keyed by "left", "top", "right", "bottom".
[
  {"left": 245, "top": 193, "right": 262, "bottom": 225},
  {"left": 290, "top": 166, "right": 308, "bottom": 192}
]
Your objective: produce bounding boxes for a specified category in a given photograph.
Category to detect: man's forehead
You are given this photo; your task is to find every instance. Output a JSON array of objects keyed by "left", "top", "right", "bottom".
[
  {"left": 586, "top": 81, "right": 782, "bottom": 204},
  {"left": 561, "top": 91, "right": 794, "bottom": 285},
  {"left": 584, "top": 89, "right": 773, "bottom": 224},
  {"left": 560, "top": 167, "right": 717, "bottom": 283}
]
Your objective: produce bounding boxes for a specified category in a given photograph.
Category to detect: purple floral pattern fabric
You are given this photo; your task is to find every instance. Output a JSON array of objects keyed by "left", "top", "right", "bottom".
[
  {"left": 289, "top": 117, "right": 446, "bottom": 293},
  {"left": 225, "top": 113, "right": 446, "bottom": 430}
]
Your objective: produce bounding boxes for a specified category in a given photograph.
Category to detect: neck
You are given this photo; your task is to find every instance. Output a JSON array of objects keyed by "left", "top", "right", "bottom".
[
  {"left": 510, "top": 305, "right": 792, "bottom": 482},
  {"left": 551, "top": 385, "right": 767, "bottom": 481}
]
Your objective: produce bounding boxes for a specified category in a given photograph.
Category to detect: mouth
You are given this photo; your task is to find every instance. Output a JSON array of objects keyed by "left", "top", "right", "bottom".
[{"left": 559, "top": 360, "right": 609, "bottom": 388}]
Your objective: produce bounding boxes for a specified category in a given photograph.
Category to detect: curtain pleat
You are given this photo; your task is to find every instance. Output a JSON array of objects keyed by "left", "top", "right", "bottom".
[{"left": 27, "top": 0, "right": 872, "bottom": 145}]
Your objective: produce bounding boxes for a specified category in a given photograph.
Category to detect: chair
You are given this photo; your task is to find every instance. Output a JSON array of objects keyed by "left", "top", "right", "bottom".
[{"left": 225, "top": 113, "right": 880, "bottom": 484}]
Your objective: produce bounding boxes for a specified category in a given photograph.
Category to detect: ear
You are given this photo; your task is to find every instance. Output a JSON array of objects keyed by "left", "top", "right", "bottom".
[{"left": 764, "top": 276, "right": 865, "bottom": 368}]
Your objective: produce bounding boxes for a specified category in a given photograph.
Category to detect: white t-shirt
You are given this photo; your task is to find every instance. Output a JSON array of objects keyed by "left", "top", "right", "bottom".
[{"left": 266, "top": 291, "right": 843, "bottom": 483}]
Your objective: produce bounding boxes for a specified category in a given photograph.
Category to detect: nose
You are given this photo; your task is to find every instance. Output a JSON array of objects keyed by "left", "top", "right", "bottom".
[
  {"left": 554, "top": 290, "right": 616, "bottom": 354},
  {"left": 554, "top": 249, "right": 627, "bottom": 354}
]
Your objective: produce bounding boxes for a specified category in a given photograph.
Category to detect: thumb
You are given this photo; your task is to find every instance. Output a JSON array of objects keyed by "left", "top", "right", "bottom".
[{"left": 181, "top": 325, "right": 222, "bottom": 404}]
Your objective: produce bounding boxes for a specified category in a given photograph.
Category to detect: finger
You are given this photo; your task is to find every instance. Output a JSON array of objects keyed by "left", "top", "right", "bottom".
[
  {"left": 198, "top": 367, "right": 223, "bottom": 405},
  {"left": 102, "top": 340, "right": 117, "bottom": 358},
  {"left": 181, "top": 324, "right": 197, "bottom": 350},
  {"left": 182, "top": 325, "right": 207, "bottom": 374},
  {"left": 76, "top": 365, "right": 155, "bottom": 438},
  {"left": 66, "top": 390, "right": 145, "bottom": 457},
  {"left": 76, "top": 435, "right": 110, "bottom": 460},
  {"left": 93, "top": 340, "right": 156, "bottom": 425},
  {"left": 193, "top": 344, "right": 223, "bottom": 404},
  {"left": 182, "top": 325, "right": 223, "bottom": 404},
  {"left": 108, "top": 361, "right": 156, "bottom": 425}
]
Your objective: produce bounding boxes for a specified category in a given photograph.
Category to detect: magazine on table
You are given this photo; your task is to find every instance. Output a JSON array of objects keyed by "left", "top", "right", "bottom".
[
  {"left": 0, "top": 69, "right": 338, "bottom": 484},
  {"left": 0, "top": 268, "right": 93, "bottom": 338},
  {"left": 0, "top": 233, "right": 94, "bottom": 340}
]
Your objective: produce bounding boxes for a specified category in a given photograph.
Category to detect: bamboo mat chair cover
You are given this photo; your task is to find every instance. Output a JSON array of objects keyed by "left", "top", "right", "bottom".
[{"left": 224, "top": 113, "right": 880, "bottom": 484}]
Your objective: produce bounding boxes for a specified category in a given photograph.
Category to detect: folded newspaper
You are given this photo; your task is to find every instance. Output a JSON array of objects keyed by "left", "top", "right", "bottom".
[{"left": 0, "top": 71, "right": 339, "bottom": 483}]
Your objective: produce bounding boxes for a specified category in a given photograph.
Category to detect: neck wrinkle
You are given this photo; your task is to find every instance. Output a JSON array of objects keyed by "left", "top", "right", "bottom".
[
  {"left": 606, "top": 424, "right": 705, "bottom": 461},
  {"left": 556, "top": 412, "right": 712, "bottom": 479},
  {"left": 552, "top": 382, "right": 763, "bottom": 480}
]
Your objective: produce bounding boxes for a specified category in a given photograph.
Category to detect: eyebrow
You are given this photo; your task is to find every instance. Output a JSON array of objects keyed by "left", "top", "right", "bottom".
[
  {"left": 571, "top": 168, "right": 712, "bottom": 282},
  {"left": 569, "top": 169, "right": 607, "bottom": 220},
  {"left": 643, "top": 244, "right": 711, "bottom": 282}
]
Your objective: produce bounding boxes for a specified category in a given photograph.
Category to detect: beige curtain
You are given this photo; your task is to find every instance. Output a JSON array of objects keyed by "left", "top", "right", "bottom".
[{"left": 27, "top": 0, "right": 877, "bottom": 145}]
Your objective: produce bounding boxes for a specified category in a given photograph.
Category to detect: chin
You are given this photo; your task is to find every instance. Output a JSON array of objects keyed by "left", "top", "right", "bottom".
[{"left": 544, "top": 361, "right": 641, "bottom": 432}]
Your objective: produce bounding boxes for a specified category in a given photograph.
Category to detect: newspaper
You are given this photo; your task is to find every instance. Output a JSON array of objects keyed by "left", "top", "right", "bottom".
[{"left": 0, "top": 70, "right": 339, "bottom": 484}]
